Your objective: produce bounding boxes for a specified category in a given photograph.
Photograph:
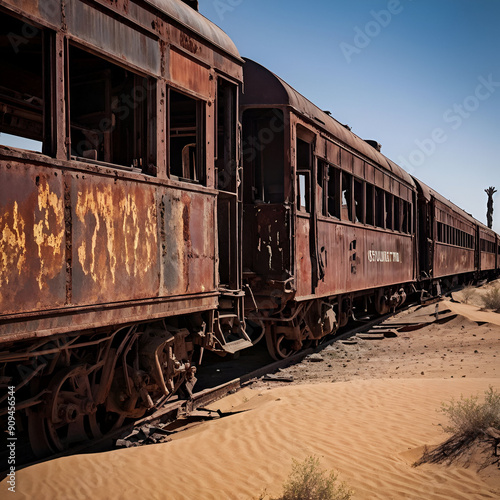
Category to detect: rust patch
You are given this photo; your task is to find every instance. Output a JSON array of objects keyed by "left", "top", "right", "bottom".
[
  {"left": 0, "top": 200, "right": 27, "bottom": 287},
  {"left": 33, "top": 177, "right": 65, "bottom": 290}
]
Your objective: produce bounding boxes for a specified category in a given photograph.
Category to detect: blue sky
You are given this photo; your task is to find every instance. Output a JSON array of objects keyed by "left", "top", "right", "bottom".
[{"left": 200, "top": 0, "right": 500, "bottom": 232}]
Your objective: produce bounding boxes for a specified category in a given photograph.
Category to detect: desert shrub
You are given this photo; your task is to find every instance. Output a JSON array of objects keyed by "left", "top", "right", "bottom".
[
  {"left": 270, "top": 456, "right": 353, "bottom": 500},
  {"left": 441, "top": 386, "right": 500, "bottom": 438},
  {"left": 480, "top": 285, "right": 500, "bottom": 310},
  {"left": 460, "top": 284, "right": 476, "bottom": 304}
]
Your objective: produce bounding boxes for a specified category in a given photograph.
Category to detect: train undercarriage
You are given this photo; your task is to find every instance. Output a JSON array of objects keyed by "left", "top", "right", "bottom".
[{"left": 0, "top": 302, "right": 255, "bottom": 458}]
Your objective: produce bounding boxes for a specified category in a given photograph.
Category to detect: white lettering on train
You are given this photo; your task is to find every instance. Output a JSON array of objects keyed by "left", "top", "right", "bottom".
[{"left": 367, "top": 250, "right": 401, "bottom": 263}]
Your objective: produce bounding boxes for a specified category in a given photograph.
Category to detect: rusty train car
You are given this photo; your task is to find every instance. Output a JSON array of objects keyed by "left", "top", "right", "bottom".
[
  {"left": 240, "top": 59, "right": 498, "bottom": 360},
  {"left": 0, "top": 0, "right": 498, "bottom": 457},
  {"left": 0, "top": 0, "right": 253, "bottom": 456}
]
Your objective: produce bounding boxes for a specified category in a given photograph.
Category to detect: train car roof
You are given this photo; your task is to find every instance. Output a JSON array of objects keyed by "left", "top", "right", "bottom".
[
  {"left": 241, "top": 58, "right": 415, "bottom": 188},
  {"left": 145, "top": 0, "right": 241, "bottom": 60},
  {"left": 412, "top": 176, "right": 482, "bottom": 226}
]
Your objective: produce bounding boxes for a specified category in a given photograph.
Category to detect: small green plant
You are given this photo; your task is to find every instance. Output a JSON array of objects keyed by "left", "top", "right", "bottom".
[
  {"left": 267, "top": 455, "right": 353, "bottom": 500},
  {"left": 440, "top": 386, "right": 500, "bottom": 438},
  {"left": 480, "top": 285, "right": 500, "bottom": 310}
]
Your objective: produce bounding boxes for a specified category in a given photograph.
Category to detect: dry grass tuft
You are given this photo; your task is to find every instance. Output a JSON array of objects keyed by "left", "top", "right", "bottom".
[
  {"left": 259, "top": 456, "right": 353, "bottom": 500},
  {"left": 481, "top": 285, "right": 500, "bottom": 311},
  {"left": 414, "top": 387, "right": 500, "bottom": 470}
]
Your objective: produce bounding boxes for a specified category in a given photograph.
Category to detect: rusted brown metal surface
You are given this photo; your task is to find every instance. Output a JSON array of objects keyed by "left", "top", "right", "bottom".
[
  {"left": 479, "top": 225, "right": 497, "bottom": 271},
  {"left": 0, "top": 0, "right": 243, "bottom": 343}
]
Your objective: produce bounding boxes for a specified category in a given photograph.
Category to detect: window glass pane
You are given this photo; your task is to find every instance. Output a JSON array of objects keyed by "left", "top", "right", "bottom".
[{"left": 297, "top": 171, "right": 310, "bottom": 212}]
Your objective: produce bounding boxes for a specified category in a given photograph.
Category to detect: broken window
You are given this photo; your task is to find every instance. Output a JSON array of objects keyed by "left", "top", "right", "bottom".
[
  {"left": 341, "top": 172, "right": 352, "bottom": 222},
  {"left": 375, "top": 187, "right": 385, "bottom": 228},
  {"left": 354, "top": 178, "right": 364, "bottom": 223},
  {"left": 365, "top": 184, "right": 374, "bottom": 226},
  {"left": 216, "top": 78, "right": 237, "bottom": 192},
  {"left": 69, "top": 45, "right": 153, "bottom": 173},
  {"left": 385, "top": 193, "right": 393, "bottom": 230},
  {"left": 296, "top": 137, "right": 312, "bottom": 213},
  {"left": 394, "top": 197, "right": 401, "bottom": 232},
  {"left": 0, "top": 12, "right": 46, "bottom": 153},
  {"left": 242, "top": 108, "right": 284, "bottom": 204},
  {"left": 401, "top": 200, "right": 409, "bottom": 233},
  {"left": 169, "top": 89, "right": 205, "bottom": 183},
  {"left": 327, "top": 165, "right": 341, "bottom": 219}
]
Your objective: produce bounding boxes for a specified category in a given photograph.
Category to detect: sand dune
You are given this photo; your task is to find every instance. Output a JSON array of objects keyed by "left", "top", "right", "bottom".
[{"left": 8, "top": 378, "right": 500, "bottom": 499}]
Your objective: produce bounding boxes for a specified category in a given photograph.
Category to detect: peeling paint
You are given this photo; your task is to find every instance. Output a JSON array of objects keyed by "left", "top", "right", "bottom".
[
  {"left": 0, "top": 201, "right": 27, "bottom": 286},
  {"left": 75, "top": 183, "right": 158, "bottom": 287},
  {"left": 33, "top": 179, "right": 65, "bottom": 290}
]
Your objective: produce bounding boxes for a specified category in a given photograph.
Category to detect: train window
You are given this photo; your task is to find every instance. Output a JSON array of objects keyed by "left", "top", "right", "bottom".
[
  {"left": 69, "top": 45, "right": 154, "bottom": 173},
  {"left": 365, "top": 184, "right": 375, "bottom": 226},
  {"left": 169, "top": 89, "right": 205, "bottom": 183},
  {"left": 437, "top": 222, "right": 442, "bottom": 242},
  {"left": 216, "top": 79, "right": 237, "bottom": 192},
  {"left": 394, "top": 197, "right": 401, "bottom": 232},
  {"left": 297, "top": 171, "right": 310, "bottom": 212},
  {"left": 354, "top": 178, "right": 364, "bottom": 223},
  {"left": 401, "top": 200, "right": 409, "bottom": 233},
  {"left": 375, "top": 187, "right": 385, "bottom": 228},
  {"left": 341, "top": 172, "right": 353, "bottom": 222},
  {"left": 242, "top": 108, "right": 284, "bottom": 203},
  {"left": 327, "top": 166, "right": 341, "bottom": 218},
  {"left": 0, "top": 13, "right": 46, "bottom": 153},
  {"left": 296, "top": 137, "right": 312, "bottom": 213},
  {"left": 385, "top": 193, "right": 393, "bottom": 230},
  {"left": 318, "top": 161, "right": 326, "bottom": 215}
]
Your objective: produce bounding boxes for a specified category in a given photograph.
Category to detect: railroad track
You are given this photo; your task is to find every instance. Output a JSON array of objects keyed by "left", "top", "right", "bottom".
[{"left": 4, "top": 299, "right": 446, "bottom": 476}]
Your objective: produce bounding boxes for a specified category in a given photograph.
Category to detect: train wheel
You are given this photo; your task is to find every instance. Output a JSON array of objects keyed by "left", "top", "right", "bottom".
[
  {"left": 28, "top": 365, "right": 100, "bottom": 457},
  {"left": 265, "top": 325, "right": 295, "bottom": 361}
]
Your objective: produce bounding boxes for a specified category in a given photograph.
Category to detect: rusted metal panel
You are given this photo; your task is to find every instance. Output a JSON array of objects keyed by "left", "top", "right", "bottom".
[
  {"left": 374, "top": 168, "right": 384, "bottom": 188},
  {"left": 325, "top": 139, "right": 340, "bottom": 166},
  {"left": 0, "top": 0, "right": 62, "bottom": 25},
  {"left": 295, "top": 215, "right": 312, "bottom": 297},
  {"left": 0, "top": 161, "right": 66, "bottom": 314},
  {"left": 161, "top": 189, "right": 216, "bottom": 295},
  {"left": 364, "top": 162, "right": 374, "bottom": 184},
  {"left": 434, "top": 245, "right": 475, "bottom": 278},
  {"left": 169, "top": 49, "right": 210, "bottom": 98},
  {"left": 312, "top": 222, "right": 414, "bottom": 299},
  {"left": 71, "top": 174, "right": 160, "bottom": 305},
  {"left": 353, "top": 155, "right": 364, "bottom": 178},
  {"left": 340, "top": 149, "right": 352, "bottom": 173},
  {"left": 0, "top": 293, "right": 219, "bottom": 342},
  {"left": 145, "top": 0, "right": 241, "bottom": 61},
  {"left": 65, "top": 1, "right": 161, "bottom": 75},
  {"left": 243, "top": 204, "right": 290, "bottom": 281}
]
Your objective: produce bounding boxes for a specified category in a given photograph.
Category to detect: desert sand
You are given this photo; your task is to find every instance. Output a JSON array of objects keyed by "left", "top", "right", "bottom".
[{"left": 4, "top": 286, "right": 500, "bottom": 499}]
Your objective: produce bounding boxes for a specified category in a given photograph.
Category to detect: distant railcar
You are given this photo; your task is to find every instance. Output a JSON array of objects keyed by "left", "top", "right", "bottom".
[{"left": 240, "top": 59, "right": 415, "bottom": 359}]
